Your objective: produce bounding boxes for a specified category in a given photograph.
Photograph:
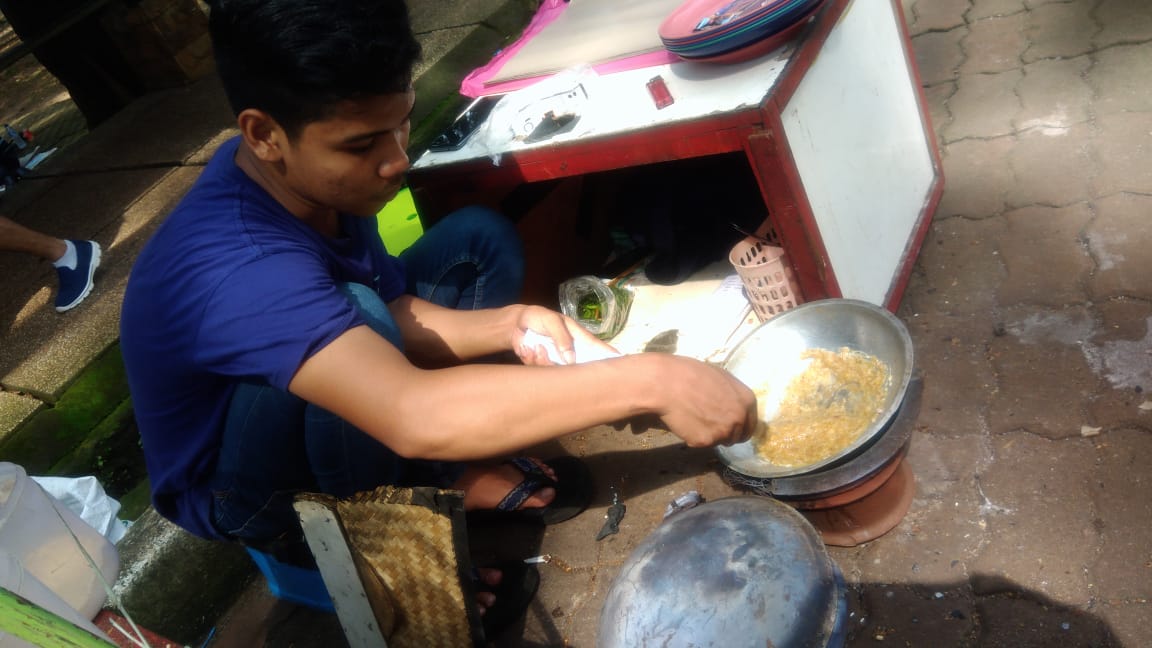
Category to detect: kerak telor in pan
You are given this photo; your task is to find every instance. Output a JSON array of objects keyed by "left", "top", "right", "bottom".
[{"left": 718, "top": 299, "right": 914, "bottom": 479}]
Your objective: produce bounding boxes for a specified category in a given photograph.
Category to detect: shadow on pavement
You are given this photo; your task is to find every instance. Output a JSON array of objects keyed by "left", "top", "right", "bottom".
[
  {"left": 216, "top": 572, "right": 1123, "bottom": 647},
  {"left": 846, "top": 577, "right": 1121, "bottom": 647}
]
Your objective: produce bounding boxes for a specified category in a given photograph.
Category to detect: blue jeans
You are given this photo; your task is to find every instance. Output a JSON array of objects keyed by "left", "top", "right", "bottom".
[{"left": 209, "top": 206, "right": 524, "bottom": 554}]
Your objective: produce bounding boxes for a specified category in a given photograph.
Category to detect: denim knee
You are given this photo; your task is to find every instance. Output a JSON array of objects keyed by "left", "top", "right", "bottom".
[
  {"left": 339, "top": 282, "right": 404, "bottom": 350},
  {"left": 400, "top": 206, "right": 525, "bottom": 308}
]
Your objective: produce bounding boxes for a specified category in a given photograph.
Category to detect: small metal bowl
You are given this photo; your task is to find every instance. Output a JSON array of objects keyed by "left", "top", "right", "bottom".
[{"left": 718, "top": 299, "right": 914, "bottom": 478}]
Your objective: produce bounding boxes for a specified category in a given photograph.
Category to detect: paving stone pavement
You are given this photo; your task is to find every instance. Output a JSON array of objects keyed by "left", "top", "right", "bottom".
[{"left": 4, "top": 0, "right": 1152, "bottom": 645}]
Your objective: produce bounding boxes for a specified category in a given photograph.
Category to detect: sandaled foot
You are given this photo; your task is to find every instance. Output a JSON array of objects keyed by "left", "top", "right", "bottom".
[
  {"left": 464, "top": 456, "right": 594, "bottom": 526},
  {"left": 456, "top": 457, "right": 557, "bottom": 512},
  {"left": 474, "top": 567, "right": 501, "bottom": 614},
  {"left": 472, "top": 561, "right": 540, "bottom": 640}
]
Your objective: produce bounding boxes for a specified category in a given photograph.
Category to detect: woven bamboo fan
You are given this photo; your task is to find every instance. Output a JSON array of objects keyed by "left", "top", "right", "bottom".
[{"left": 295, "top": 486, "right": 483, "bottom": 647}]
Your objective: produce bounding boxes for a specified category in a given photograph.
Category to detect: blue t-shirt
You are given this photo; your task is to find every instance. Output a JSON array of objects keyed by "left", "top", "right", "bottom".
[{"left": 120, "top": 137, "right": 406, "bottom": 539}]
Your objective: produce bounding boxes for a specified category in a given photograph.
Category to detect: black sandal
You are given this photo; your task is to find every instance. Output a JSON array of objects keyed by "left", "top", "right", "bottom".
[
  {"left": 467, "top": 456, "right": 595, "bottom": 526},
  {"left": 474, "top": 560, "right": 541, "bottom": 640}
]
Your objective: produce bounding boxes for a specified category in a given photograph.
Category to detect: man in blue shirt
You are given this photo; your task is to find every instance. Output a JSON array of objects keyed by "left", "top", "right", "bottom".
[{"left": 121, "top": 0, "right": 756, "bottom": 633}]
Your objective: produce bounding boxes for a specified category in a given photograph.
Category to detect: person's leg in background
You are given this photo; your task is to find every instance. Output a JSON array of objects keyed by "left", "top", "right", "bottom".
[{"left": 0, "top": 214, "right": 101, "bottom": 312}]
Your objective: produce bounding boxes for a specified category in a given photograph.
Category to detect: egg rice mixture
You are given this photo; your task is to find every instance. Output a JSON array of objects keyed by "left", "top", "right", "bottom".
[{"left": 753, "top": 347, "right": 890, "bottom": 467}]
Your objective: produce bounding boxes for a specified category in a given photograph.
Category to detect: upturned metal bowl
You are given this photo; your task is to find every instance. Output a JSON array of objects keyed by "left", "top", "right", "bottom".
[
  {"left": 598, "top": 496, "right": 847, "bottom": 647},
  {"left": 718, "top": 299, "right": 914, "bottom": 479}
]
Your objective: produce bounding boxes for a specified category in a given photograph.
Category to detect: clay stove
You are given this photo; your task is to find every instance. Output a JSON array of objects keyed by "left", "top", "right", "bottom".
[{"left": 726, "top": 375, "right": 922, "bottom": 547}]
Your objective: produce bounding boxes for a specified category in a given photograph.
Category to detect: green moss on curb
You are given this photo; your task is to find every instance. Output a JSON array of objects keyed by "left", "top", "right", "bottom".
[
  {"left": 50, "top": 397, "right": 146, "bottom": 502},
  {"left": 116, "top": 478, "right": 153, "bottom": 521},
  {"left": 0, "top": 343, "right": 149, "bottom": 522},
  {"left": 0, "top": 345, "right": 132, "bottom": 475}
]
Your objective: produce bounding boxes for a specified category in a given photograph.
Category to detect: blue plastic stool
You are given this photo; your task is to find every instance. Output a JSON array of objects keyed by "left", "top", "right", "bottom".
[{"left": 245, "top": 546, "right": 336, "bottom": 612}]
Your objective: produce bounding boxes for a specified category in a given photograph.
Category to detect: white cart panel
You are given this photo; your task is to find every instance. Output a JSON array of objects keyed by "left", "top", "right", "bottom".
[{"left": 780, "top": 0, "right": 935, "bottom": 305}]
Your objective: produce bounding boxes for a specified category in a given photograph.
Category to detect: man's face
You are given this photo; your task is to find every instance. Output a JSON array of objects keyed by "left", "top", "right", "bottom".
[{"left": 278, "top": 90, "right": 415, "bottom": 218}]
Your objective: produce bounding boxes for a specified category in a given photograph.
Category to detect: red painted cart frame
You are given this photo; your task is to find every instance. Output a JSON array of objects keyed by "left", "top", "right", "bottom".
[{"left": 408, "top": 0, "right": 943, "bottom": 312}]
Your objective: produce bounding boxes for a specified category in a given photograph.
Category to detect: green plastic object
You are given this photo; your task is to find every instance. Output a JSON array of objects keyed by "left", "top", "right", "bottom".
[
  {"left": 558, "top": 276, "right": 634, "bottom": 340},
  {"left": 0, "top": 588, "right": 114, "bottom": 647},
  {"left": 376, "top": 187, "right": 424, "bottom": 255}
]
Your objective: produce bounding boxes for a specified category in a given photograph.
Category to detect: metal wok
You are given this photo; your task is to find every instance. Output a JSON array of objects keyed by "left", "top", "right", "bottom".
[{"left": 718, "top": 299, "right": 914, "bottom": 479}]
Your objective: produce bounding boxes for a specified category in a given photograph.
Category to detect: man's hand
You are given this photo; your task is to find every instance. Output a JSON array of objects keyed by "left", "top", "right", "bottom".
[
  {"left": 636, "top": 353, "right": 758, "bottom": 448},
  {"left": 291, "top": 311, "right": 754, "bottom": 461},
  {"left": 510, "top": 305, "right": 619, "bottom": 366}
]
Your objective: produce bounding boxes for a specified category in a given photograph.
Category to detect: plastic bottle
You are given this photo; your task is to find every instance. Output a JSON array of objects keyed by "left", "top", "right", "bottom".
[
  {"left": 558, "top": 276, "right": 633, "bottom": 340},
  {"left": 3, "top": 125, "right": 26, "bottom": 150}
]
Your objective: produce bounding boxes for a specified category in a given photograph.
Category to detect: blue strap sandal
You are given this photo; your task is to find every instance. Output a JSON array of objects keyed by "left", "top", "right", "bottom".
[{"left": 468, "top": 456, "right": 595, "bottom": 526}]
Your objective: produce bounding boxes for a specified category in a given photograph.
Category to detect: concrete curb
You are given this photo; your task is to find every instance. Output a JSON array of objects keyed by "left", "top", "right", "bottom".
[{"left": 110, "top": 510, "right": 253, "bottom": 645}]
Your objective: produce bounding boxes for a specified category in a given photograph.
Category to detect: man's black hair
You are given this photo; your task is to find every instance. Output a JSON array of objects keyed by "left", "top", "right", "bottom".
[{"left": 208, "top": 0, "right": 422, "bottom": 137}]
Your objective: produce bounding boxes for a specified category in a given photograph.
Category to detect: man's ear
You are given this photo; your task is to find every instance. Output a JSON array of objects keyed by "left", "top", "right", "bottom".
[{"left": 237, "top": 108, "right": 287, "bottom": 162}]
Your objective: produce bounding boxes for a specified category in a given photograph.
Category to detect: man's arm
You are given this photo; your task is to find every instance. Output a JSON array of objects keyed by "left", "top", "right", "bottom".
[
  {"left": 287, "top": 324, "right": 756, "bottom": 461},
  {"left": 385, "top": 295, "right": 524, "bottom": 366},
  {"left": 386, "top": 295, "right": 615, "bottom": 367}
]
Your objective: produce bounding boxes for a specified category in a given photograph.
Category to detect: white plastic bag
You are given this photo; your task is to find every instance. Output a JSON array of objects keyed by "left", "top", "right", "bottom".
[
  {"left": 473, "top": 65, "right": 600, "bottom": 164},
  {"left": 30, "top": 475, "right": 129, "bottom": 544}
]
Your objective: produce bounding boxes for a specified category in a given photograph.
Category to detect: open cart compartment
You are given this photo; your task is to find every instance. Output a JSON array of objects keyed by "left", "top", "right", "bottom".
[{"left": 408, "top": 0, "right": 942, "bottom": 314}]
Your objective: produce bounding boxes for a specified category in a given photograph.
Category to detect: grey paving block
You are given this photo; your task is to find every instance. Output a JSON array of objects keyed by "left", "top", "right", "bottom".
[
  {"left": 414, "top": 25, "right": 481, "bottom": 82},
  {"left": 1082, "top": 299, "right": 1152, "bottom": 428},
  {"left": 935, "top": 136, "right": 1017, "bottom": 218},
  {"left": 117, "top": 166, "right": 205, "bottom": 237},
  {"left": 0, "top": 264, "right": 123, "bottom": 399},
  {"left": 944, "top": 68, "right": 1023, "bottom": 141},
  {"left": 408, "top": 0, "right": 521, "bottom": 35},
  {"left": 903, "top": 217, "right": 1005, "bottom": 316},
  {"left": 1092, "top": 111, "right": 1152, "bottom": 197},
  {"left": 902, "top": 312, "right": 999, "bottom": 435},
  {"left": 1023, "top": 0, "right": 1098, "bottom": 63},
  {"left": 906, "top": 431, "right": 995, "bottom": 502},
  {"left": 1007, "top": 123, "right": 1094, "bottom": 208},
  {"left": 840, "top": 450, "right": 987, "bottom": 583},
  {"left": 987, "top": 305, "right": 1102, "bottom": 438},
  {"left": 970, "top": 0, "right": 1027, "bottom": 21},
  {"left": 186, "top": 129, "right": 239, "bottom": 166},
  {"left": 906, "top": 0, "right": 970, "bottom": 35},
  {"left": 1088, "top": 42, "right": 1152, "bottom": 116},
  {"left": 0, "top": 252, "right": 59, "bottom": 326},
  {"left": 913, "top": 28, "right": 967, "bottom": 86},
  {"left": 970, "top": 432, "right": 1099, "bottom": 605},
  {"left": 23, "top": 169, "right": 173, "bottom": 240},
  {"left": 1015, "top": 56, "right": 1092, "bottom": 131},
  {"left": 998, "top": 203, "right": 1093, "bottom": 306},
  {"left": 1087, "top": 193, "right": 1152, "bottom": 302},
  {"left": 922, "top": 81, "right": 956, "bottom": 144},
  {"left": 1094, "top": 0, "right": 1152, "bottom": 47},
  {"left": 1091, "top": 428, "right": 1152, "bottom": 598},
  {"left": 961, "top": 12, "right": 1028, "bottom": 75}
]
